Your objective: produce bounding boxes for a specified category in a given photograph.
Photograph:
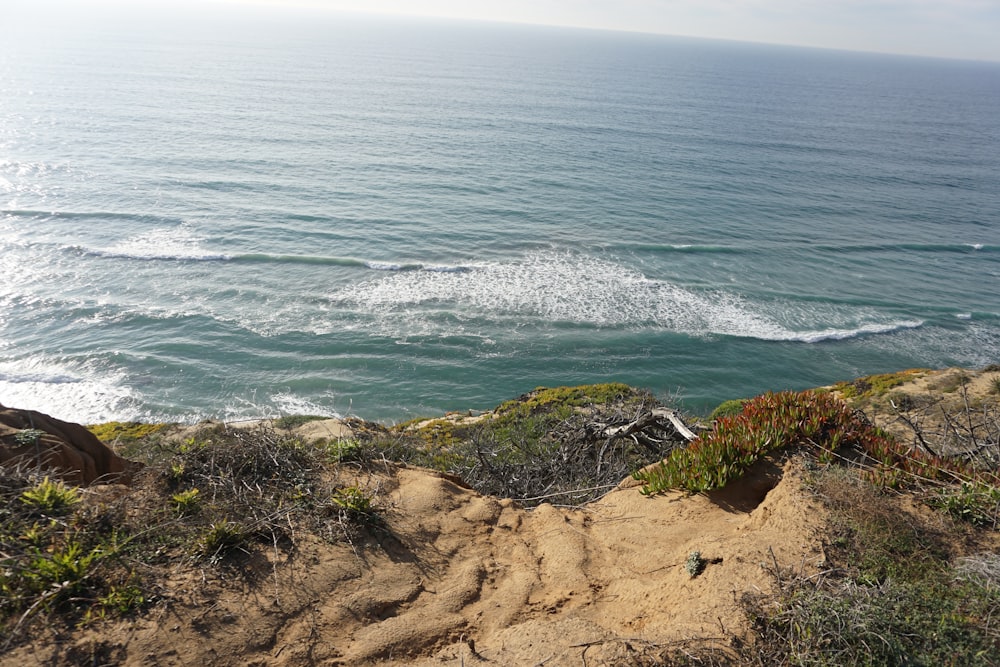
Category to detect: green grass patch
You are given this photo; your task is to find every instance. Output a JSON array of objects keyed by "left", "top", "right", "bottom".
[
  {"left": 272, "top": 414, "right": 329, "bottom": 430},
  {"left": 834, "top": 369, "right": 929, "bottom": 401},
  {"left": 86, "top": 422, "right": 169, "bottom": 444},
  {"left": 493, "top": 382, "right": 639, "bottom": 417}
]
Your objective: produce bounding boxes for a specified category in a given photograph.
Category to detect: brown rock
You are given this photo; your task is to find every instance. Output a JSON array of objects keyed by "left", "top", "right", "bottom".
[{"left": 0, "top": 403, "right": 134, "bottom": 485}]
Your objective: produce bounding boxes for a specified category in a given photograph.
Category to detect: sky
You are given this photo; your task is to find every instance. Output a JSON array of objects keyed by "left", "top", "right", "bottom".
[
  {"left": 220, "top": 0, "right": 1000, "bottom": 62},
  {"left": 9, "top": 0, "right": 1000, "bottom": 62}
]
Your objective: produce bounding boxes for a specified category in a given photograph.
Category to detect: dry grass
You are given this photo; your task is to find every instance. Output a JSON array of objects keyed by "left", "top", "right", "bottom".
[{"left": 0, "top": 423, "right": 387, "bottom": 650}]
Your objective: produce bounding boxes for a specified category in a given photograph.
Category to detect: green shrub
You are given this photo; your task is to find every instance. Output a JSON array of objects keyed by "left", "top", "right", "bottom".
[
  {"left": 934, "top": 482, "right": 1000, "bottom": 528},
  {"left": 331, "top": 486, "right": 378, "bottom": 523},
  {"left": 708, "top": 399, "right": 746, "bottom": 421},
  {"left": 23, "top": 540, "right": 102, "bottom": 600},
  {"left": 20, "top": 477, "right": 81, "bottom": 515},
  {"left": 634, "top": 390, "right": 961, "bottom": 495},
  {"left": 685, "top": 551, "right": 706, "bottom": 578},
  {"left": 170, "top": 488, "right": 201, "bottom": 516},
  {"left": 197, "top": 520, "right": 247, "bottom": 561},
  {"left": 98, "top": 583, "right": 146, "bottom": 614},
  {"left": 324, "top": 438, "right": 364, "bottom": 463}
]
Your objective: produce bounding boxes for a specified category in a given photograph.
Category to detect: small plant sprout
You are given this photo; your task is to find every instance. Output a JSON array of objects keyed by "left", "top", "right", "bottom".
[
  {"left": 26, "top": 540, "right": 102, "bottom": 598},
  {"left": 20, "top": 477, "right": 81, "bottom": 514},
  {"left": 332, "top": 486, "right": 377, "bottom": 522},
  {"left": 332, "top": 485, "right": 373, "bottom": 512},
  {"left": 169, "top": 461, "right": 185, "bottom": 480},
  {"left": 99, "top": 583, "right": 146, "bottom": 614},
  {"left": 686, "top": 551, "right": 706, "bottom": 578},
  {"left": 14, "top": 428, "right": 46, "bottom": 446},
  {"left": 170, "top": 488, "right": 201, "bottom": 515},
  {"left": 327, "top": 438, "right": 364, "bottom": 463},
  {"left": 19, "top": 522, "right": 46, "bottom": 548},
  {"left": 197, "top": 519, "right": 247, "bottom": 561}
]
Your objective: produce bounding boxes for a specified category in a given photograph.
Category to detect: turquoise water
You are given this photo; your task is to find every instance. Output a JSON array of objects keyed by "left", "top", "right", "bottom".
[{"left": 1, "top": 6, "right": 999, "bottom": 424}]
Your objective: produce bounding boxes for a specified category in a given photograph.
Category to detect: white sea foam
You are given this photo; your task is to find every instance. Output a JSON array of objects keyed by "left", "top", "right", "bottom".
[
  {"left": 332, "top": 252, "right": 922, "bottom": 343},
  {"left": 100, "top": 225, "right": 230, "bottom": 261},
  {"left": 270, "top": 392, "right": 342, "bottom": 418},
  {"left": 216, "top": 391, "right": 342, "bottom": 422},
  {"left": 867, "top": 320, "right": 1000, "bottom": 369},
  {"left": 364, "top": 261, "right": 404, "bottom": 271},
  {"left": 0, "top": 355, "right": 142, "bottom": 424},
  {"left": 780, "top": 321, "right": 924, "bottom": 343}
]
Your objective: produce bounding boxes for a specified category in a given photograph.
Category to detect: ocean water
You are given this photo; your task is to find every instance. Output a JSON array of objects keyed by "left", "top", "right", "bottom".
[{"left": 1, "top": 5, "right": 999, "bottom": 425}]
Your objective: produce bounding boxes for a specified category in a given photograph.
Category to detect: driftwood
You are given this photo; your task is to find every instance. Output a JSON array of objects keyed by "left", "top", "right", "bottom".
[{"left": 595, "top": 408, "right": 698, "bottom": 443}]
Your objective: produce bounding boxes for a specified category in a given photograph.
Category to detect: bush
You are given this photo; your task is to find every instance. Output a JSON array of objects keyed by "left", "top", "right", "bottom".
[
  {"left": 0, "top": 423, "right": 390, "bottom": 649},
  {"left": 331, "top": 486, "right": 380, "bottom": 526},
  {"left": 635, "top": 390, "right": 981, "bottom": 495},
  {"left": 933, "top": 482, "right": 1000, "bottom": 528},
  {"left": 20, "top": 477, "right": 80, "bottom": 515},
  {"left": 708, "top": 399, "right": 746, "bottom": 421},
  {"left": 390, "top": 384, "right": 685, "bottom": 506},
  {"left": 197, "top": 520, "right": 247, "bottom": 562},
  {"left": 170, "top": 488, "right": 201, "bottom": 516}
]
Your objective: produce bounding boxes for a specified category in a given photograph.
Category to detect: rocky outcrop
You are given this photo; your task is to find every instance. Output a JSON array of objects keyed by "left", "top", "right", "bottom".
[{"left": 0, "top": 404, "right": 132, "bottom": 485}]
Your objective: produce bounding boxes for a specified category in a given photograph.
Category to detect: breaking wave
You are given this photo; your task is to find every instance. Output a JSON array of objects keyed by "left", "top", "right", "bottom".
[{"left": 330, "top": 252, "right": 923, "bottom": 343}]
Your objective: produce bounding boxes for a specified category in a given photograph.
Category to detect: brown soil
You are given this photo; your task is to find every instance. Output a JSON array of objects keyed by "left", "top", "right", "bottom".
[
  {"left": 9, "top": 366, "right": 998, "bottom": 666},
  {"left": 5, "top": 456, "right": 825, "bottom": 666}
]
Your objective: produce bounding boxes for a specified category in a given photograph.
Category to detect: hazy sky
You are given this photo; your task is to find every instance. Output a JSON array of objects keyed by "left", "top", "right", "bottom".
[
  {"left": 221, "top": 0, "right": 1000, "bottom": 61},
  {"left": 11, "top": 0, "right": 1000, "bottom": 62}
]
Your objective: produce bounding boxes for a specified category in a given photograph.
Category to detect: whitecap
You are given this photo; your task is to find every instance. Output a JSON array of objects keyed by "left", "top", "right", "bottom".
[
  {"left": 99, "top": 225, "right": 230, "bottom": 261},
  {"left": 423, "top": 264, "right": 470, "bottom": 273},
  {"left": 772, "top": 320, "right": 924, "bottom": 344},
  {"left": 270, "top": 392, "right": 342, "bottom": 418},
  {"left": 0, "top": 355, "right": 142, "bottom": 424},
  {"left": 216, "top": 391, "right": 342, "bottom": 422},
  {"left": 364, "top": 261, "right": 404, "bottom": 271},
  {"left": 329, "top": 251, "right": 918, "bottom": 343}
]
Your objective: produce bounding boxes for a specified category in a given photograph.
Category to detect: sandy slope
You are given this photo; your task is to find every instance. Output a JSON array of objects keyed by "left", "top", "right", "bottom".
[
  {"left": 10, "top": 366, "right": 1000, "bottom": 665},
  {"left": 8, "top": 456, "right": 824, "bottom": 666}
]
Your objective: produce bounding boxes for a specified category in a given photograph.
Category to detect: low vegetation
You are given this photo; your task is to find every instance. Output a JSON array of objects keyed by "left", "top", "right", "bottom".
[
  {"left": 635, "top": 388, "right": 995, "bottom": 494},
  {"left": 4, "top": 369, "right": 1000, "bottom": 664},
  {"left": 381, "top": 383, "right": 689, "bottom": 505},
  {"left": 833, "top": 368, "right": 930, "bottom": 401},
  {"left": 630, "top": 372, "right": 1000, "bottom": 665},
  {"left": 0, "top": 424, "right": 385, "bottom": 649},
  {"left": 742, "top": 466, "right": 1000, "bottom": 666}
]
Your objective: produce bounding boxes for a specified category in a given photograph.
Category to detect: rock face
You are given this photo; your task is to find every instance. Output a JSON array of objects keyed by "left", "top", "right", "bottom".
[{"left": 0, "top": 404, "right": 131, "bottom": 485}]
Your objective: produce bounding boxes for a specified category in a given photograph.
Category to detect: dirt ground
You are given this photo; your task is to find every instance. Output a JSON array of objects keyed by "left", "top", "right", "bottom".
[
  {"left": 8, "top": 366, "right": 998, "bottom": 666},
  {"left": 7, "top": 455, "right": 826, "bottom": 666}
]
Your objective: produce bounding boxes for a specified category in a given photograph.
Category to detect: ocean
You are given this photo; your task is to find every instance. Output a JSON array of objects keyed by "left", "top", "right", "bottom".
[{"left": 1, "top": 4, "right": 999, "bottom": 425}]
